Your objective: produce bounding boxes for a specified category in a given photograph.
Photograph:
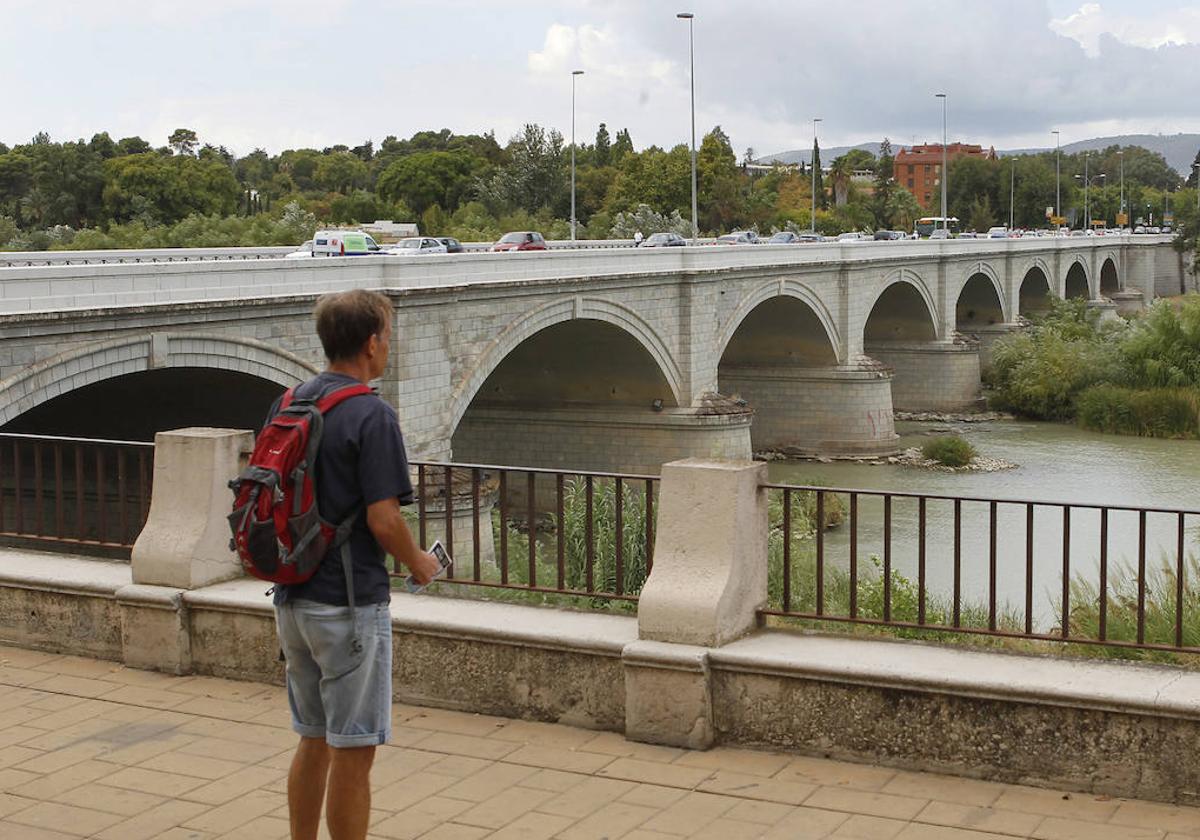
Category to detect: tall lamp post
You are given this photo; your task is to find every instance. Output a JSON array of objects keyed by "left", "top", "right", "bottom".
[
  {"left": 1052, "top": 130, "right": 1061, "bottom": 226},
  {"left": 1074, "top": 162, "right": 1105, "bottom": 229},
  {"left": 1009, "top": 156, "right": 1015, "bottom": 230},
  {"left": 1194, "top": 163, "right": 1200, "bottom": 212},
  {"left": 935, "top": 93, "right": 947, "bottom": 230},
  {"left": 811, "top": 117, "right": 822, "bottom": 234},
  {"left": 570, "top": 69, "right": 584, "bottom": 242},
  {"left": 677, "top": 12, "right": 698, "bottom": 244},
  {"left": 1118, "top": 149, "right": 1125, "bottom": 229}
]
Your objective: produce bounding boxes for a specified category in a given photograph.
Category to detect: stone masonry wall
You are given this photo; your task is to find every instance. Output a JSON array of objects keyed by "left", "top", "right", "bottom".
[
  {"left": 865, "top": 341, "right": 982, "bottom": 411},
  {"left": 719, "top": 364, "right": 898, "bottom": 456}
]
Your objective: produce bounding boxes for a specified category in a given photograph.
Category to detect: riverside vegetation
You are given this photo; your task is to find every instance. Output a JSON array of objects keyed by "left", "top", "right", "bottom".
[{"left": 988, "top": 295, "right": 1200, "bottom": 438}]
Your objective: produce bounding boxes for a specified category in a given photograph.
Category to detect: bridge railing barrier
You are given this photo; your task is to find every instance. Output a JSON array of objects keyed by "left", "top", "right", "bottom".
[
  {"left": 0, "top": 432, "right": 152, "bottom": 556},
  {"left": 761, "top": 480, "right": 1200, "bottom": 654}
]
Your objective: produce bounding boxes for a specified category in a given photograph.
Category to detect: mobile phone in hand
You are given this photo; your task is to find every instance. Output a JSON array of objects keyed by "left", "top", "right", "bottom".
[{"left": 403, "top": 540, "right": 452, "bottom": 593}]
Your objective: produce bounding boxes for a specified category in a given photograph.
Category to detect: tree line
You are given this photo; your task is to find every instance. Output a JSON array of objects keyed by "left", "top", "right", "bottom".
[{"left": 0, "top": 124, "right": 1197, "bottom": 251}]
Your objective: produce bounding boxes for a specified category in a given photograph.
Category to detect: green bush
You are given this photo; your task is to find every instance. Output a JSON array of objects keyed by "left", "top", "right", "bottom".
[
  {"left": 920, "top": 436, "right": 977, "bottom": 467},
  {"left": 1076, "top": 384, "right": 1200, "bottom": 438}
]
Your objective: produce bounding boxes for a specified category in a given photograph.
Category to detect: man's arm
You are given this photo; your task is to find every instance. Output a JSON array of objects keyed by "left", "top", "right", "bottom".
[{"left": 366, "top": 497, "right": 441, "bottom": 585}]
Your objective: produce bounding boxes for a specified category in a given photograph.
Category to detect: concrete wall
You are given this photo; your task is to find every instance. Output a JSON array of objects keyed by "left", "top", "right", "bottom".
[
  {"left": 452, "top": 405, "right": 753, "bottom": 474},
  {"left": 865, "top": 341, "right": 982, "bottom": 411},
  {"left": 719, "top": 364, "right": 897, "bottom": 455}
]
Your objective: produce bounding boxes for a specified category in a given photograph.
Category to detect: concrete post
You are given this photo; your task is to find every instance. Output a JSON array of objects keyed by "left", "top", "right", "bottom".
[
  {"left": 637, "top": 458, "right": 768, "bottom": 647},
  {"left": 131, "top": 427, "right": 253, "bottom": 589},
  {"left": 626, "top": 458, "right": 767, "bottom": 748}
]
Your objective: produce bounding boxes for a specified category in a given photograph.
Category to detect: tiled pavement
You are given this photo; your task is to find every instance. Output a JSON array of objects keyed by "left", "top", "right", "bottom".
[{"left": 0, "top": 644, "right": 1198, "bottom": 839}]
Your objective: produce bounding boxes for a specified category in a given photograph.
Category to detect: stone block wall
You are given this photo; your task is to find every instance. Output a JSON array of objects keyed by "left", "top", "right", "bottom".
[
  {"left": 718, "top": 364, "right": 898, "bottom": 456},
  {"left": 865, "top": 341, "right": 982, "bottom": 411},
  {"left": 451, "top": 406, "right": 753, "bottom": 475}
]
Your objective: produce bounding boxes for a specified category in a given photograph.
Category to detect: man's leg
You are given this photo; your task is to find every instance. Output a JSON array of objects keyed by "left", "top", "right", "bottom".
[
  {"left": 288, "top": 736, "right": 331, "bottom": 840},
  {"left": 326, "top": 744, "right": 376, "bottom": 840}
]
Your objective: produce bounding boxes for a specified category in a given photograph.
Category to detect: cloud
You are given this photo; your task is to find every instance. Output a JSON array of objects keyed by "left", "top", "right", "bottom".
[{"left": 1050, "top": 2, "right": 1200, "bottom": 57}]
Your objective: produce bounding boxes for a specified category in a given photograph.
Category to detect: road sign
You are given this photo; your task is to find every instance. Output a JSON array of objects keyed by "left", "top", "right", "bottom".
[{"left": 1116, "top": 212, "right": 1128, "bottom": 226}]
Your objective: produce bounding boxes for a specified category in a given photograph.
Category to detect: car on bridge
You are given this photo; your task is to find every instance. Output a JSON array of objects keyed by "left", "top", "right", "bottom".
[
  {"left": 714, "top": 232, "right": 757, "bottom": 245},
  {"left": 437, "top": 237, "right": 465, "bottom": 253},
  {"left": 384, "top": 237, "right": 448, "bottom": 256},
  {"left": 492, "top": 231, "right": 548, "bottom": 252},
  {"left": 312, "top": 230, "right": 383, "bottom": 256},
  {"left": 641, "top": 232, "right": 686, "bottom": 247},
  {"left": 284, "top": 241, "right": 314, "bottom": 258}
]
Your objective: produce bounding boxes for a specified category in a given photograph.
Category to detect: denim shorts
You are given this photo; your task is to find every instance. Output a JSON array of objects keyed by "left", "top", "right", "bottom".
[{"left": 274, "top": 599, "right": 392, "bottom": 748}]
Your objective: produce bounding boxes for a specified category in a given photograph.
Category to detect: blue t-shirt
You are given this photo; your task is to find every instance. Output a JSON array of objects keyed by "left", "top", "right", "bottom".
[{"left": 267, "top": 372, "right": 413, "bottom": 606}]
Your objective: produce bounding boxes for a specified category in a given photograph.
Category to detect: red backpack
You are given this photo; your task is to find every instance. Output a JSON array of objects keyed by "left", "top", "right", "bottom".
[{"left": 228, "top": 382, "right": 373, "bottom": 587}]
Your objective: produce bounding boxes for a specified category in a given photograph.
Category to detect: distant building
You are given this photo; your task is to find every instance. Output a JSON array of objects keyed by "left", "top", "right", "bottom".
[{"left": 893, "top": 144, "right": 997, "bottom": 210}]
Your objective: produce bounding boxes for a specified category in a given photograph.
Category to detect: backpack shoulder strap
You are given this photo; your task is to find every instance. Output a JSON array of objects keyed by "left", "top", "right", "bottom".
[
  {"left": 279, "top": 387, "right": 296, "bottom": 411},
  {"left": 315, "top": 383, "right": 374, "bottom": 415}
]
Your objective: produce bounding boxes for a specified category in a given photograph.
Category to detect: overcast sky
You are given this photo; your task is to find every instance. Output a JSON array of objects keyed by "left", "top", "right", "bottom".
[{"left": 6, "top": 0, "right": 1199, "bottom": 158}]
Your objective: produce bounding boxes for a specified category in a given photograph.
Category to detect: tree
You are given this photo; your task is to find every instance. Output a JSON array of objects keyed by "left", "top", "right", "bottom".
[
  {"left": 609, "top": 203, "right": 690, "bottom": 238},
  {"left": 168, "top": 128, "right": 199, "bottom": 157},
  {"left": 117, "top": 136, "right": 152, "bottom": 156},
  {"left": 314, "top": 151, "right": 368, "bottom": 194},
  {"left": 102, "top": 152, "right": 240, "bottom": 224},
  {"left": 812, "top": 139, "right": 826, "bottom": 210},
  {"left": 612, "top": 128, "right": 634, "bottom": 163},
  {"left": 475, "top": 124, "right": 567, "bottom": 215},
  {"left": 594, "top": 123, "right": 611, "bottom": 167},
  {"left": 376, "top": 150, "right": 485, "bottom": 215},
  {"left": 828, "top": 155, "right": 854, "bottom": 207},
  {"left": 1187, "top": 147, "right": 1200, "bottom": 188},
  {"left": 967, "top": 195, "right": 996, "bottom": 233},
  {"left": 871, "top": 138, "right": 896, "bottom": 227}
]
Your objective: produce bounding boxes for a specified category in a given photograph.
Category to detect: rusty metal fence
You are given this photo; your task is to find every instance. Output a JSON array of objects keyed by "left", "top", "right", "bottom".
[
  {"left": 762, "top": 482, "right": 1200, "bottom": 654},
  {"left": 409, "top": 461, "right": 659, "bottom": 603},
  {"left": 0, "top": 433, "right": 153, "bottom": 555}
]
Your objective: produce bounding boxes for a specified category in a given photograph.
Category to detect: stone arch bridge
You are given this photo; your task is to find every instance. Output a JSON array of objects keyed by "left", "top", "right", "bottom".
[{"left": 0, "top": 237, "right": 1184, "bottom": 472}]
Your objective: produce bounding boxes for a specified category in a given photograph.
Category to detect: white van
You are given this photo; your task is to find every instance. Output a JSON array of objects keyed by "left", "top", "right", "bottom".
[{"left": 311, "top": 230, "right": 382, "bottom": 257}]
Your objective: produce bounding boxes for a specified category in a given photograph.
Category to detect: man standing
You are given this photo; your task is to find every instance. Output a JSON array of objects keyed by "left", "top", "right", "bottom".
[{"left": 272, "top": 289, "right": 440, "bottom": 840}]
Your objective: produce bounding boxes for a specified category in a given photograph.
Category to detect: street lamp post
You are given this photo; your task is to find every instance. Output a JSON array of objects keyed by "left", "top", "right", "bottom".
[
  {"left": 677, "top": 12, "right": 698, "bottom": 244},
  {"left": 570, "top": 69, "right": 584, "bottom": 243},
  {"left": 1195, "top": 163, "right": 1200, "bottom": 212},
  {"left": 1074, "top": 163, "right": 1105, "bottom": 229},
  {"left": 1009, "top": 156, "right": 1015, "bottom": 230},
  {"left": 811, "top": 117, "right": 822, "bottom": 234},
  {"left": 1052, "top": 130, "right": 1060, "bottom": 225},
  {"left": 1118, "top": 149, "right": 1125, "bottom": 228},
  {"left": 936, "top": 93, "right": 947, "bottom": 230}
]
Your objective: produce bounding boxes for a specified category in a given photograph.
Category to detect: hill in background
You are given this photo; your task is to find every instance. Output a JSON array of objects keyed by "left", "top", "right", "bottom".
[{"left": 759, "top": 133, "right": 1200, "bottom": 175}]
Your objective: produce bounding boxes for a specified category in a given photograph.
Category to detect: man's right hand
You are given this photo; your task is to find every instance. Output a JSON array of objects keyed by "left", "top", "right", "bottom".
[{"left": 405, "top": 550, "right": 442, "bottom": 586}]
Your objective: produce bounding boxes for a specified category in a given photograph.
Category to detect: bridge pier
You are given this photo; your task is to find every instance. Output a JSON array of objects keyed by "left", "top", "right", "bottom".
[
  {"left": 960, "top": 324, "right": 1021, "bottom": 370},
  {"left": 450, "top": 403, "right": 753, "bottom": 475},
  {"left": 864, "top": 340, "right": 982, "bottom": 412},
  {"left": 718, "top": 361, "right": 898, "bottom": 457}
]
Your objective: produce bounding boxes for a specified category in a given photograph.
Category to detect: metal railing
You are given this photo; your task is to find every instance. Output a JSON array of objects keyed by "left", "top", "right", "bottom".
[
  {"left": 0, "top": 433, "right": 154, "bottom": 555},
  {"left": 762, "top": 482, "right": 1200, "bottom": 653},
  {"left": 409, "top": 461, "right": 659, "bottom": 602}
]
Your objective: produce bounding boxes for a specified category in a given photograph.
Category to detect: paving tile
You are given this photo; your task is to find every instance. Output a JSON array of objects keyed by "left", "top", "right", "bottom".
[
  {"left": 373, "top": 772, "right": 463, "bottom": 812},
  {"left": 370, "top": 748, "right": 445, "bottom": 788},
  {"left": 102, "top": 765, "right": 209, "bottom": 798},
  {"left": 10, "top": 760, "right": 113, "bottom": 806},
  {"left": 180, "top": 789, "right": 283, "bottom": 834},
  {"left": 174, "top": 736, "right": 286, "bottom": 765},
  {"left": 1109, "top": 800, "right": 1200, "bottom": 835},
  {"left": 915, "top": 800, "right": 1045, "bottom": 836},
  {"left": 0, "top": 792, "right": 38, "bottom": 818},
  {"left": 805, "top": 786, "right": 928, "bottom": 821},
  {"left": 618, "top": 783, "right": 691, "bottom": 809},
  {"left": 156, "top": 829, "right": 217, "bottom": 840},
  {"left": 724, "top": 799, "right": 796, "bottom": 826},
  {"left": 830, "top": 813, "right": 909, "bottom": 839},
  {"left": 30, "top": 657, "right": 121, "bottom": 681},
  {"left": 160, "top": 675, "right": 275, "bottom": 701},
  {"left": 178, "top": 764, "right": 289, "bottom": 806},
  {"left": 0, "top": 745, "right": 42, "bottom": 770},
  {"left": 453, "top": 785, "right": 556, "bottom": 829},
  {"left": 537, "top": 777, "right": 636, "bottom": 818},
  {"left": 489, "top": 719, "right": 600, "bottom": 748},
  {"left": 438, "top": 761, "right": 538, "bottom": 803},
  {"left": 556, "top": 800, "right": 659, "bottom": 840},
  {"left": 578, "top": 731, "right": 688, "bottom": 763},
  {"left": 992, "top": 788, "right": 1120, "bottom": 823},
  {"left": 774, "top": 755, "right": 898, "bottom": 792},
  {"left": 883, "top": 770, "right": 1007, "bottom": 808},
  {"left": 639, "top": 791, "right": 740, "bottom": 835},
  {"left": 95, "top": 684, "right": 191, "bottom": 709},
  {"left": 697, "top": 769, "right": 816, "bottom": 806},
  {"left": 689, "top": 817, "right": 774, "bottom": 840},
  {"left": 211, "top": 813, "right": 291, "bottom": 839},
  {"left": 137, "top": 750, "right": 251, "bottom": 780},
  {"left": 420, "top": 731, "right": 519, "bottom": 761},
  {"left": 411, "top": 823, "right": 490, "bottom": 840},
  {"left": 895, "top": 824, "right": 1015, "bottom": 840},
  {"left": 23, "top": 693, "right": 91, "bottom": 713},
  {"left": 501, "top": 744, "right": 616, "bottom": 774},
  {"left": 373, "top": 795, "right": 474, "bottom": 838},
  {"left": 171, "top": 697, "right": 266, "bottom": 723},
  {"left": 521, "top": 768, "right": 587, "bottom": 793},
  {"left": 401, "top": 708, "right": 510, "bottom": 738},
  {"left": 13, "top": 742, "right": 110, "bottom": 775},
  {"left": 0, "top": 665, "right": 56, "bottom": 688},
  {"left": 21, "top": 702, "right": 112, "bottom": 734},
  {"left": 6, "top": 800, "right": 126, "bottom": 835},
  {"left": 0, "top": 820, "right": 78, "bottom": 839},
  {"left": 596, "top": 757, "right": 713, "bottom": 789},
  {"left": 25, "top": 673, "right": 116, "bottom": 699},
  {"left": 486, "top": 810, "right": 576, "bottom": 840},
  {"left": 1032, "top": 816, "right": 1164, "bottom": 840},
  {"left": 51, "top": 781, "right": 166, "bottom": 816},
  {"left": 92, "top": 800, "right": 213, "bottom": 840},
  {"left": 674, "top": 747, "right": 792, "bottom": 779},
  {"left": 0, "top": 648, "right": 61, "bottom": 668},
  {"left": 0, "top": 767, "right": 44, "bottom": 793}
]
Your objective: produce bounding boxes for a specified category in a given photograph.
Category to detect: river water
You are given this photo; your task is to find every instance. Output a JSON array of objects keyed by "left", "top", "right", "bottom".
[{"left": 767, "top": 420, "right": 1200, "bottom": 628}]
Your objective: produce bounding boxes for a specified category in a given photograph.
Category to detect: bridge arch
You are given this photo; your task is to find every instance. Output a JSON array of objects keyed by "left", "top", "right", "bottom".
[
  {"left": 449, "top": 297, "right": 683, "bottom": 435},
  {"left": 1064, "top": 257, "right": 1091, "bottom": 300},
  {"left": 1100, "top": 255, "right": 1120, "bottom": 295},
  {"left": 863, "top": 269, "right": 940, "bottom": 344},
  {"left": 0, "top": 332, "right": 318, "bottom": 429},
  {"left": 1019, "top": 262, "right": 1055, "bottom": 315},
  {"left": 716, "top": 278, "right": 841, "bottom": 365},
  {"left": 956, "top": 263, "right": 1008, "bottom": 329}
]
